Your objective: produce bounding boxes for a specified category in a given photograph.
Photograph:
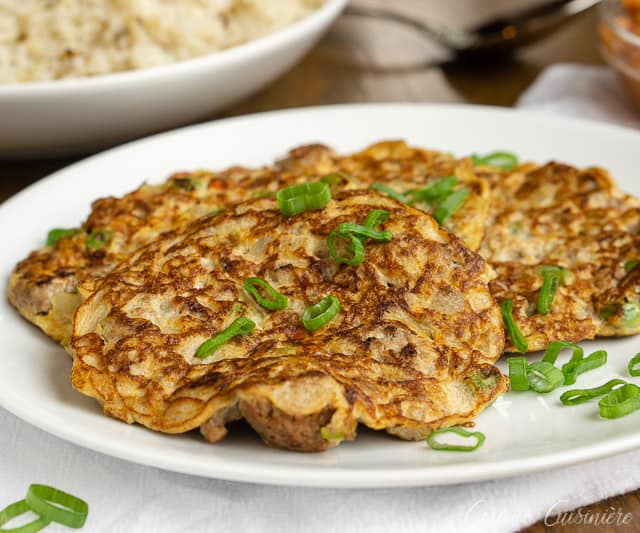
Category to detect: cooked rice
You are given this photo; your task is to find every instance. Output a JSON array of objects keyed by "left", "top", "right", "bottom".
[{"left": 0, "top": 0, "right": 324, "bottom": 83}]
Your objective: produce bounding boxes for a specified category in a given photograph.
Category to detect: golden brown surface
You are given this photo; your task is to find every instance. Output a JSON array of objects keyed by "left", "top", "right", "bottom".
[
  {"left": 477, "top": 162, "right": 640, "bottom": 352},
  {"left": 8, "top": 141, "right": 488, "bottom": 347},
  {"left": 70, "top": 190, "right": 507, "bottom": 451}
]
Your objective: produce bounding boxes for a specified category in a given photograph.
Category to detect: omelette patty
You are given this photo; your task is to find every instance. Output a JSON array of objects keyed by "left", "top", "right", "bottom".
[
  {"left": 478, "top": 162, "right": 640, "bottom": 351},
  {"left": 70, "top": 191, "right": 507, "bottom": 451},
  {"left": 9, "top": 141, "right": 488, "bottom": 346}
]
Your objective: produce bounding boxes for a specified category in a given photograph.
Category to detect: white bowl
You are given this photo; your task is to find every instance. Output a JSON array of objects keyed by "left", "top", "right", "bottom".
[{"left": 0, "top": 0, "right": 347, "bottom": 158}]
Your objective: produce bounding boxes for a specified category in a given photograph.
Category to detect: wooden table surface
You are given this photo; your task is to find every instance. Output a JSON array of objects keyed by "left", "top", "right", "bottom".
[{"left": 2, "top": 1, "right": 639, "bottom": 530}]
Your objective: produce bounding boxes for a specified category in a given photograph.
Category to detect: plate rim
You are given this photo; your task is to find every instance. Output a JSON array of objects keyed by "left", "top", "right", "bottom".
[{"left": 2, "top": 102, "right": 640, "bottom": 488}]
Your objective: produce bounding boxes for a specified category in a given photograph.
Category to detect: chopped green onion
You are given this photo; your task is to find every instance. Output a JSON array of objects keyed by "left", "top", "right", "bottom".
[
  {"left": 301, "top": 295, "right": 341, "bottom": 331},
  {"left": 560, "top": 379, "right": 627, "bottom": 406},
  {"left": 426, "top": 427, "right": 485, "bottom": 452},
  {"left": 370, "top": 183, "right": 407, "bottom": 203},
  {"left": 624, "top": 260, "right": 639, "bottom": 273},
  {"left": 320, "top": 427, "right": 345, "bottom": 442},
  {"left": 0, "top": 500, "right": 49, "bottom": 533},
  {"left": 527, "top": 361, "right": 565, "bottom": 393},
  {"left": 471, "top": 151, "right": 519, "bottom": 170},
  {"left": 500, "top": 299, "right": 528, "bottom": 353},
  {"left": 320, "top": 172, "right": 351, "bottom": 187},
  {"left": 46, "top": 228, "right": 80, "bottom": 247},
  {"left": 562, "top": 350, "right": 608, "bottom": 386},
  {"left": 508, "top": 356, "right": 529, "bottom": 391},
  {"left": 600, "top": 302, "right": 640, "bottom": 328},
  {"left": 243, "top": 277, "right": 288, "bottom": 311},
  {"left": 205, "top": 208, "right": 226, "bottom": 217},
  {"left": 599, "top": 383, "right": 640, "bottom": 419},
  {"left": 327, "top": 230, "right": 365, "bottom": 266},
  {"left": 25, "top": 484, "right": 88, "bottom": 529},
  {"left": 405, "top": 176, "right": 457, "bottom": 205},
  {"left": 537, "top": 266, "right": 569, "bottom": 315},
  {"left": 195, "top": 317, "right": 256, "bottom": 359},
  {"left": 629, "top": 352, "right": 640, "bottom": 377},
  {"left": 542, "top": 340, "right": 583, "bottom": 365},
  {"left": 277, "top": 182, "right": 331, "bottom": 217},
  {"left": 85, "top": 229, "right": 112, "bottom": 251},
  {"left": 363, "top": 209, "right": 390, "bottom": 228},
  {"left": 432, "top": 188, "right": 470, "bottom": 225},
  {"left": 337, "top": 223, "right": 392, "bottom": 243}
]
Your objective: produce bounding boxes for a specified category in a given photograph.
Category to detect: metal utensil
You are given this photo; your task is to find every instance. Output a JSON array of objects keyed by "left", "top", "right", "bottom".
[{"left": 345, "top": 0, "right": 600, "bottom": 58}]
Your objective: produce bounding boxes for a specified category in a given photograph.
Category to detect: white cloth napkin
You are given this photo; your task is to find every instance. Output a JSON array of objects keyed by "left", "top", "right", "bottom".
[{"left": 3, "top": 63, "right": 640, "bottom": 533}]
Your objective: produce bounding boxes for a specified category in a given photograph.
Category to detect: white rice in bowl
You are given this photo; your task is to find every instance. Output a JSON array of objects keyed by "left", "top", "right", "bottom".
[{"left": 0, "top": 0, "right": 324, "bottom": 83}]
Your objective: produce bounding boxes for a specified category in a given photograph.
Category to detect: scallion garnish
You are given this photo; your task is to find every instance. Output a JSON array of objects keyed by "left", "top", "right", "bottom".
[
  {"left": 508, "top": 356, "right": 529, "bottom": 391},
  {"left": 562, "top": 350, "right": 607, "bottom": 386},
  {"left": 320, "top": 172, "right": 351, "bottom": 187},
  {"left": 0, "top": 499, "right": 49, "bottom": 533},
  {"left": 629, "top": 352, "right": 640, "bottom": 377},
  {"left": 363, "top": 209, "right": 390, "bottom": 228},
  {"left": 560, "top": 379, "right": 627, "bottom": 406},
  {"left": 26, "top": 484, "right": 88, "bottom": 529},
  {"left": 432, "top": 188, "right": 470, "bottom": 225},
  {"left": 405, "top": 176, "right": 457, "bottom": 205},
  {"left": 624, "top": 260, "right": 639, "bottom": 273},
  {"left": 369, "top": 183, "right": 407, "bottom": 203},
  {"left": 426, "top": 427, "right": 485, "bottom": 452},
  {"left": 46, "top": 228, "right": 81, "bottom": 247},
  {"left": 277, "top": 182, "right": 331, "bottom": 217},
  {"left": 195, "top": 317, "right": 256, "bottom": 359},
  {"left": 542, "top": 340, "right": 583, "bottom": 365},
  {"left": 537, "top": 266, "right": 569, "bottom": 315},
  {"left": 85, "top": 229, "right": 112, "bottom": 251},
  {"left": 327, "top": 230, "right": 366, "bottom": 266},
  {"left": 337, "top": 223, "right": 393, "bottom": 243},
  {"left": 471, "top": 151, "right": 519, "bottom": 170},
  {"left": 599, "top": 383, "right": 640, "bottom": 419},
  {"left": 301, "top": 295, "right": 341, "bottom": 331},
  {"left": 526, "top": 361, "right": 565, "bottom": 393},
  {"left": 500, "top": 299, "right": 528, "bottom": 353},
  {"left": 243, "top": 277, "right": 288, "bottom": 311}
]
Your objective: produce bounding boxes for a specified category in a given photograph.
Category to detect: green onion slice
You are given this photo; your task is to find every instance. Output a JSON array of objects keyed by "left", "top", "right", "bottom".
[
  {"left": 370, "top": 183, "right": 407, "bottom": 203},
  {"left": 320, "top": 172, "right": 351, "bottom": 187},
  {"left": 25, "top": 484, "right": 88, "bottom": 529},
  {"left": 243, "top": 277, "right": 288, "bottom": 311},
  {"left": 426, "top": 427, "right": 486, "bottom": 452},
  {"left": 0, "top": 500, "right": 49, "bottom": 533},
  {"left": 301, "top": 295, "right": 341, "bottom": 331},
  {"left": 500, "top": 299, "right": 528, "bottom": 353},
  {"left": 599, "top": 383, "right": 640, "bottom": 419},
  {"left": 560, "top": 379, "right": 627, "bottom": 406},
  {"left": 46, "top": 228, "right": 80, "bottom": 247},
  {"left": 337, "top": 222, "right": 392, "bottom": 243},
  {"left": 405, "top": 176, "right": 457, "bottom": 205},
  {"left": 327, "top": 231, "right": 366, "bottom": 266},
  {"left": 537, "top": 266, "right": 569, "bottom": 315},
  {"left": 432, "top": 188, "right": 470, "bottom": 225},
  {"left": 542, "top": 340, "right": 584, "bottom": 365},
  {"left": 624, "top": 260, "right": 639, "bottom": 273},
  {"left": 363, "top": 209, "right": 390, "bottom": 228},
  {"left": 562, "top": 350, "right": 608, "bottom": 386},
  {"left": 508, "top": 356, "right": 529, "bottom": 391},
  {"left": 85, "top": 229, "right": 112, "bottom": 251},
  {"left": 629, "top": 352, "right": 640, "bottom": 377},
  {"left": 171, "top": 176, "right": 202, "bottom": 192},
  {"left": 195, "top": 317, "right": 256, "bottom": 359},
  {"left": 471, "top": 151, "right": 519, "bottom": 170},
  {"left": 527, "top": 361, "right": 565, "bottom": 393},
  {"left": 277, "top": 182, "right": 331, "bottom": 217}
]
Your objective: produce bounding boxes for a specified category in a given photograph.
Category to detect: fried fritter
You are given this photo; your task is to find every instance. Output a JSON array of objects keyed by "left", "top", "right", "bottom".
[
  {"left": 478, "top": 162, "right": 640, "bottom": 352},
  {"left": 9, "top": 141, "right": 488, "bottom": 346},
  {"left": 70, "top": 191, "right": 507, "bottom": 451}
]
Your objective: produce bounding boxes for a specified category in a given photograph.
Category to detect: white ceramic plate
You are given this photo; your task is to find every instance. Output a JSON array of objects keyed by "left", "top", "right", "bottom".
[
  {"left": 0, "top": 0, "right": 346, "bottom": 158},
  {"left": 2, "top": 104, "right": 640, "bottom": 488}
]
